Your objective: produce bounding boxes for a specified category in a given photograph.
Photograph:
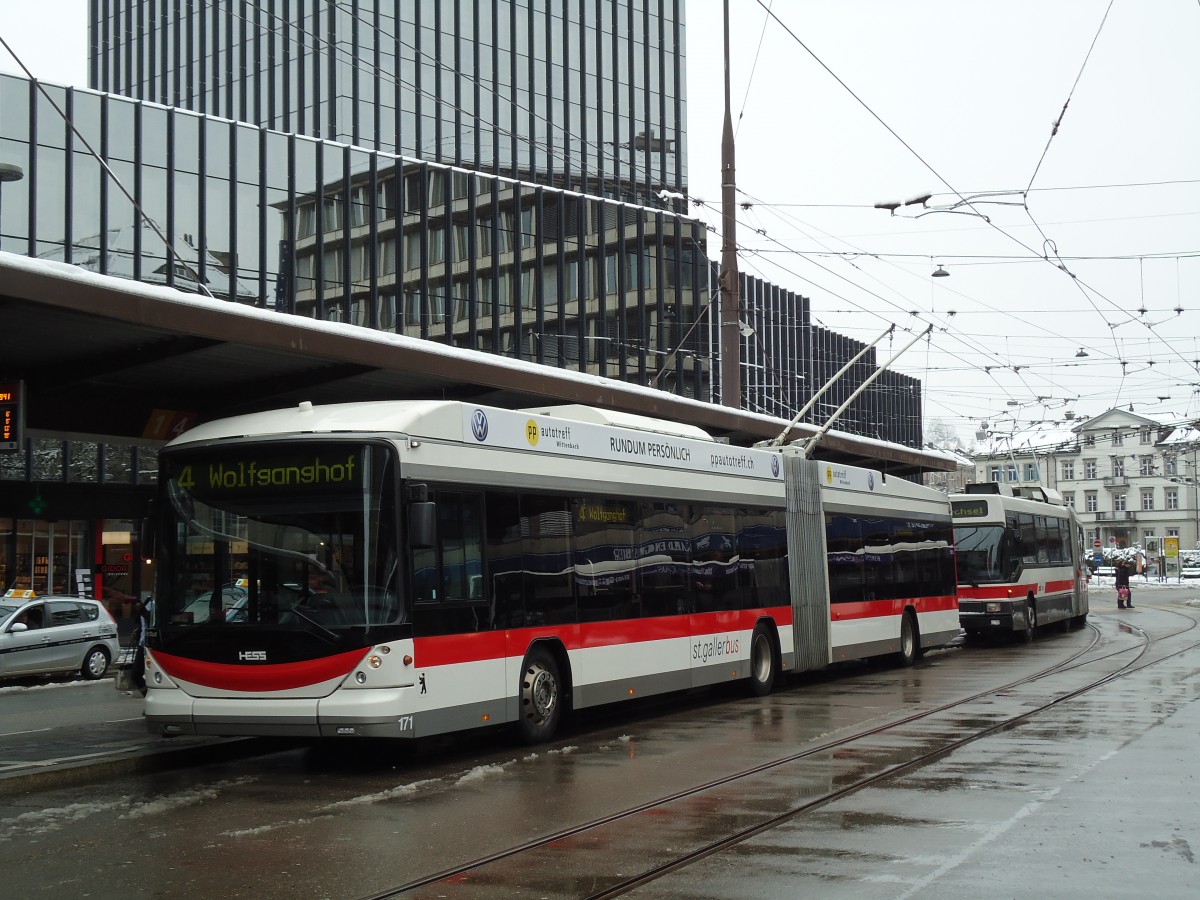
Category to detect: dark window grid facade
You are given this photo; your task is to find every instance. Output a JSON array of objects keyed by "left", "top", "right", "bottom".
[
  {"left": 2, "top": 74, "right": 716, "bottom": 397},
  {"left": 805, "top": 325, "right": 922, "bottom": 449},
  {"left": 90, "top": 0, "right": 686, "bottom": 206},
  {"left": 740, "top": 274, "right": 812, "bottom": 421},
  {"left": 1, "top": 71, "right": 923, "bottom": 448},
  {"left": 0, "top": 438, "right": 156, "bottom": 486}
]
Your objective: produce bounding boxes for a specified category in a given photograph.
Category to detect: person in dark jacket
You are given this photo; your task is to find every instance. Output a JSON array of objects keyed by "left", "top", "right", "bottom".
[
  {"left": 1115, "top": 560, "right": 1133, "bottom": 609},
  {"left": 131, "top": 599, "right": 149, "bottom": 694}
]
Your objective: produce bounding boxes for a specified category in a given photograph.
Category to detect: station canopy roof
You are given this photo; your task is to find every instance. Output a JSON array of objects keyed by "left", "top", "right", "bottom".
[{"left": 0, "top": 253, "right": 956, "bottom": 476}]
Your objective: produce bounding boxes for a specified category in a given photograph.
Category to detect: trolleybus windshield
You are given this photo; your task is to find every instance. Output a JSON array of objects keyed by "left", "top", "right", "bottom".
[
  {"left": 953, "top": 524, "right": 1020, "bottom": 584},
  {"left": 158, "top": 441, "right": 401, "bottom": 632}
]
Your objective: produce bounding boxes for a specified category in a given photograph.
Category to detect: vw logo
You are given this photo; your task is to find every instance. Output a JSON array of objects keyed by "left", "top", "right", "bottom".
[
  {"left": 470, "top": 409, "right": 489, "bottom": 442},
  {"left": 867, "top": 472, "right": 876, "bottom": 491},
  {"left": 771, "top": 455, "right": 780, "bottom": 478}
]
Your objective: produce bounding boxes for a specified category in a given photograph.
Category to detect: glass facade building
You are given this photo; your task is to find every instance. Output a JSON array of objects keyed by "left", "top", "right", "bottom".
[
  {"left": 1, "top": 1, "right": 926, "bottom": 608},
  {"left": 89, "top": 0, "right": 685, "bottom": 205},
  {"left": 0, "top": 73, "right": 717, "bottom": 397},
  {"left": 0, "top": 64, "right": 923, "bottom": 433}
]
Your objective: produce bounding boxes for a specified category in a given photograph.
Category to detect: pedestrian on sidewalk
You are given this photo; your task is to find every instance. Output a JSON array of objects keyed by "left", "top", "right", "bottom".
[
  {"left": 131, "top": 598, "right": 149, "bottom": 694},
  {"left": 1115, "top": 559, "right": 1134, "bottom": 609}
]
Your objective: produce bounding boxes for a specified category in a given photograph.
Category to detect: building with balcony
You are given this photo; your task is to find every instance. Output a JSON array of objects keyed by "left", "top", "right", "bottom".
[{"left": 971, "top": 408, "right": 1200, "bottom": 565}]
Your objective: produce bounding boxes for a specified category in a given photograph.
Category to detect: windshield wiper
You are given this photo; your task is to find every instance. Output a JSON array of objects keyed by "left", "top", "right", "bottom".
[{"left": 285, "top": 605, "right": 341, "bottom": 644}]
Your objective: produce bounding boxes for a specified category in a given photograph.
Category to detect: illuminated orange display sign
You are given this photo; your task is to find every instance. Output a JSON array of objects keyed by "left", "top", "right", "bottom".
[{"left": 0, "top": 381, "right": 23, "bottom": 451}]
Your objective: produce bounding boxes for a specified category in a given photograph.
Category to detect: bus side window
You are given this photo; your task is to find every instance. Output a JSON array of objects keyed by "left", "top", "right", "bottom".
[
  {"left": 1047, "top": 520, "right": 1066, "bottom": 564},
  {"left": 1003, "top": 528, "right": 1022, "bottom": 581},
  {"left": 437, "top": 492, "right": 483, "bottom": 602},
  {"left": 1032, "top": 515, "right": 1050, "bottom": 564},
  {"left": 1018, "top": 514, "right": 1039, "bottom": 565},
  {"left": 486, "top": 491, "right": 524, "bottom": 628},
  {"left": 410, "top": 491, "right": 485, "bottom": 605},
  {"left": 826, "top": 514, "right": 864, "bottom": 605}
]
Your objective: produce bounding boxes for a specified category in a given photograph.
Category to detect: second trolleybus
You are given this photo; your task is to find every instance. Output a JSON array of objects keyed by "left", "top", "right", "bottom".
[
  {"left": 144, "top": 400, "right": 958, "bottom": 743},
  {"left": 951, "top": 482, "right": 1089, "bottom": 642}
]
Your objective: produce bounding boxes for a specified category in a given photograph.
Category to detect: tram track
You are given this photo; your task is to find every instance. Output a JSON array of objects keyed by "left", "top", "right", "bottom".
[{"left": 363, "top": 609, "right": 1200, "bottom": 899}]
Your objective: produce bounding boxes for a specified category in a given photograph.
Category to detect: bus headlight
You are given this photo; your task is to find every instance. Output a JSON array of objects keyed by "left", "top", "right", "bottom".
[
  {"left": 367, "top": 655, "right": 382, "bottom": 669},
  {"left": 355, "top": 671, "right": 367, "bottom": 684},
  {"left": 986, "top": 602, "right": 1002, "bottom": 613}
]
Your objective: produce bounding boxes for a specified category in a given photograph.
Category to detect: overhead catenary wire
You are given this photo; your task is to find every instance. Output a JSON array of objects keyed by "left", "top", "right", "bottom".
[
  {"left": 1025, "top": 0, "right": 1116, "bottom": 192},
  {"left": 743, "top": 0, "right": 1199, "bottom": 381}
]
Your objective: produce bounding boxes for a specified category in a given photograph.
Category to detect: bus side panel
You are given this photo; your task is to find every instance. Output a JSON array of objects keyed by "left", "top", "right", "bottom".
[
  {"left": 412, "top": 631, "right": 511, "bottom": 737},
  {"left": 785, "top": 455, "right": 831, "bottom": 672},
  {"left": 569, "top": 619, "right": 690, "bottom": 707}
]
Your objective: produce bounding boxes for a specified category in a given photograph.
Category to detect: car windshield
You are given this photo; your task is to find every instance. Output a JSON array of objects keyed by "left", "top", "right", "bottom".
[
  {"left": 953, "top": 524, "right": 1020, "bottom": 584},
  {"left": 158, "top": 441, "right": 402, "bottom": 632},
  {"left": 0, "top": 602, "right": 23, "bottom": 624}
]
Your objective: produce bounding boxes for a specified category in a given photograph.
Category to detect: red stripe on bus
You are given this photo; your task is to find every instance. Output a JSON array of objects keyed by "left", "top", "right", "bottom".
[
  {"left": 1045, "top": 579, "right": 1076, "bottom": 593},
  {"left": 414, "top": 631, "right": 510, "bottom": 667},
  {"left": 413, "top": 606, "right": 796, "bottom": 667},
  {"left": 153, "top": 648, "right": 370, "bottom": 691},
  {"left": 957, "top": 584, "right": 1039, "bottom": 600},
  {"left": 830, "top": 594, "right": 958, "bottom": 621}
]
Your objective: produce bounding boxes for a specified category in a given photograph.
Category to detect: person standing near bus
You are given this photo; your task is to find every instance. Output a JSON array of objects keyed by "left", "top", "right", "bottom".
[
  {"left": 1115, "top": 560, "right": 1133, "bottom": 609},
  {"left": 131, "top": 599, "right": 149, "bottom": 694}
]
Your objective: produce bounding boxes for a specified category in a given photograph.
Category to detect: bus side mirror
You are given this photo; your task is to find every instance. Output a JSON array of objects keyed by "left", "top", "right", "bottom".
[
  {"left": 139, "top": 501, "right": 157, "bottom": 559},
  {"left": 409, "top": 502, "right": 436, "bottom": 549}
]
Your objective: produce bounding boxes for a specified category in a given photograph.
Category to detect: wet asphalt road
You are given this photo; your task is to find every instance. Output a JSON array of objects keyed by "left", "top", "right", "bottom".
[{"left": 1, "top": 588, "right": 1198, "bottom": 899}]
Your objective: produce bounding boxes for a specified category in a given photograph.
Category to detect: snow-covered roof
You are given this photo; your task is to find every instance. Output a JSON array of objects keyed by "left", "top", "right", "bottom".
[
  {"left": 972, "top": 421, "right": 1079, "bottom": 458},
  {"left": 1160, "top": 424, "right": 1200, "bottom": 448}
]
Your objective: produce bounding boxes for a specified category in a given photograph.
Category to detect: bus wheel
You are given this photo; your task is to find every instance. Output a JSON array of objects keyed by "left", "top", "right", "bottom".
[
  {"left": 895, "top": 611, "right": 919, "bottom": 667},
  {"left": 517, "top": 648, "right": 562, "bottom": 744},
  {"left": 1017, "top": 603, "right": 1037, "bottom": 644},
  {"left": 748, "top": 625, "right": 778, "bottom": 696}
]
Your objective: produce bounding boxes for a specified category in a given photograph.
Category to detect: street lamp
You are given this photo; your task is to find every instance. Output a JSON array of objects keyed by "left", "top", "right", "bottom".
[{"left": 0, "top": 161, "right": 24, "bottom": 251}]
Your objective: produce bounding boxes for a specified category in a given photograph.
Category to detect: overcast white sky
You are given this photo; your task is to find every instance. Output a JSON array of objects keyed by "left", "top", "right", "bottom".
[{"left": 3, "top": 0, "right": 1198, "bottom": 446}]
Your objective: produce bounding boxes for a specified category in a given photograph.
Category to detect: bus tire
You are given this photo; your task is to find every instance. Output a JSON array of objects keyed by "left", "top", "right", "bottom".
[
  {"left": 516, "top": 647, "right": 563, "bottom": 744},
  {"left": 748, "top": 624, "right": 778, "bottom": 696},
  {"left": 1016, "top": 601, "right": 1036, "bottom": 644},
  {"left": 894, "top": 611, "right": 919, "bottom": 667}
]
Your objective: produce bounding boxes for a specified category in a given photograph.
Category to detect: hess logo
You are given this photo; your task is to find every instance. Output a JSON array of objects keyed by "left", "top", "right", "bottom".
[{"left": 238, "top": 650, "right": 267, "bottom": 662}]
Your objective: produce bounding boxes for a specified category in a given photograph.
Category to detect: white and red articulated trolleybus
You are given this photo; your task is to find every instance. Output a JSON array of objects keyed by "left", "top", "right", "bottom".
[{"left": 145, "top": 401, "right": 958, "bottom": 743}]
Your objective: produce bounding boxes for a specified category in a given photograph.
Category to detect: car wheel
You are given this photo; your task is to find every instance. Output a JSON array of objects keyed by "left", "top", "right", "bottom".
[{"left": 81, "top": 646, "right": 110, "bottom": 680}]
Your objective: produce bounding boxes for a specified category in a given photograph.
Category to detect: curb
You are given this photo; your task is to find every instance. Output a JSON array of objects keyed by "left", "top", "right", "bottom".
[{"left": 0, "top": 736, "right": 287, "bottom": 797}]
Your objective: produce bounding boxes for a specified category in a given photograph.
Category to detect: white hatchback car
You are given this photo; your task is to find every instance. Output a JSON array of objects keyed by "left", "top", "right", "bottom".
[{"left": 0, "top": 595, "right": 122, "bottom": 681}]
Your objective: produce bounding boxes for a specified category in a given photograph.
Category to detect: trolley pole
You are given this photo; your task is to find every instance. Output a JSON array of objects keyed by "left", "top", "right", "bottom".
[{"left": 718, "top": 0, "right": 741, "bottom": 408}]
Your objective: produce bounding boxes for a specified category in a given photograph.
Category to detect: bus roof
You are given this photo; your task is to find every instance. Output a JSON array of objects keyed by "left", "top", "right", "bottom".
[{"left": 166, "top": 399, "right": 939, "bottom": 500}]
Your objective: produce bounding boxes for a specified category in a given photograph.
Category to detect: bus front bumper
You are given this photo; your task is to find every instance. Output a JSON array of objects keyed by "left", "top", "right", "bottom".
[
  {"left": 959, "top": 603, "right": 1024, "bottom": 633},
  {"left": 145, "top": 687, "right": 421, "bottom": 739}
]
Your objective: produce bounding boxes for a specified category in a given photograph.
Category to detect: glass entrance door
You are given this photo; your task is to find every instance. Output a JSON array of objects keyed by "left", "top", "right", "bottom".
[{"left": 8, "top": 519, "right": 90, "bottom": 594}]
